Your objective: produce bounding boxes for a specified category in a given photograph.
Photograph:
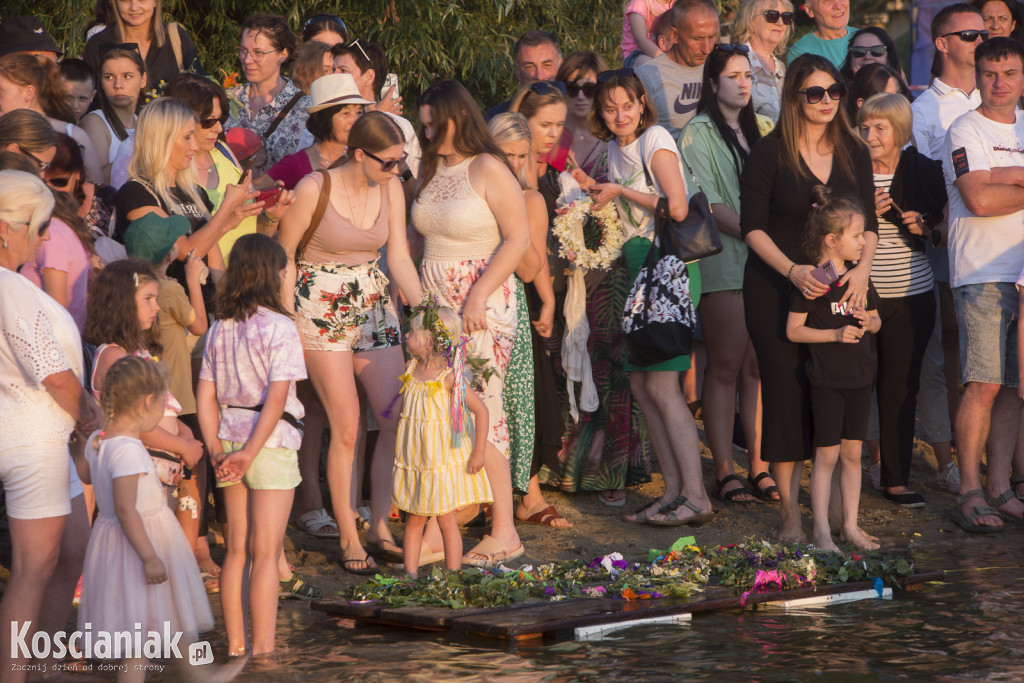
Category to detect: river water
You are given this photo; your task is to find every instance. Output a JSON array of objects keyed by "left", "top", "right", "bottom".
[{"left": 154, "top": 535, "right": 1024, "bottom": 682}]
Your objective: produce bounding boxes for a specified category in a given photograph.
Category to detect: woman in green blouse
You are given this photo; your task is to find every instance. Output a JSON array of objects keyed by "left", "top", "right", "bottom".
[{"left": 678, "top": 44, "right": 778, "bottom": 504}]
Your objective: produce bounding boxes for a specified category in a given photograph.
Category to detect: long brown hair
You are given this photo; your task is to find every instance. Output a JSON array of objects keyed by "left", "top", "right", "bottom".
[
  {"left": 416, "top": 79, "right": 510, "bottom": 198},
  {"left": 215, "top": 234, "right": 290, "bottom": 321},
  {"left": 0, "top": 54, "right": 76, "bottom": 124},
  {"left": 776, "top": 54, "right": 862, "bottom": 182},
  {"left": 83, "top": 259, "right": 161, "bottom": 355}
]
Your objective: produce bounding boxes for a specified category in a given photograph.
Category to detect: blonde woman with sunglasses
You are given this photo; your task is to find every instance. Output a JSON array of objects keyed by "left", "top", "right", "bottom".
[{"left": 731, "top": 0, "right": 794, "bottom": 122}]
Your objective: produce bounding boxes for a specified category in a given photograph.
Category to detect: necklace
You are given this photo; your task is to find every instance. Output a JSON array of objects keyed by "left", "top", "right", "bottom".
[
  {"left": 338, "top": 168, "right": 369, "bottom": 229},
  {"left": 313, "top": 142, "right": 327, "bottom": 169},
  {"left": 195, "top": 154, "right": 214, "bottom": 171}
]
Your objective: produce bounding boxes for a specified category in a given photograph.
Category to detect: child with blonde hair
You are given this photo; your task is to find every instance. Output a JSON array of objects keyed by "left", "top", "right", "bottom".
[{"left": 392, "top": 298, "right": 492, "bottom": 576}]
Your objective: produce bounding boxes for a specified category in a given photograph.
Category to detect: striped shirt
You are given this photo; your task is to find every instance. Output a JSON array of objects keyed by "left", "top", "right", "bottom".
[{"left": 870, "top": 173, "right": 934, "bottom": 298}]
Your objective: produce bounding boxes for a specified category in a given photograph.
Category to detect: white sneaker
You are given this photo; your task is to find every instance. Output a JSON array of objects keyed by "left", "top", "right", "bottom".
[{"left": 936, "top": 462, "right": 961, "bottom": 494}]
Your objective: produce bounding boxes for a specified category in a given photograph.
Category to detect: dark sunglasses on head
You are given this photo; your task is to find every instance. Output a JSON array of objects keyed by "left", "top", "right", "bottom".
[
  {"left": 597, "top": 68, "right": 636, "bottom": 83},
  {"left": 360, "top": 148, "right": 408, "bottom": 172},
  {"left": 17, "top": 145, "right": 49, "bottom": 172},
  {"left": 566, "top": 80, "right": 597, "bottom": 98},
  {"left": 528, "top": 80, "right": 568, "bottom": 96},
  {"left": 763, "top": 9, "right": 795, "bottom": 24},
  {"left": 850, "top": 45, "right": 887, "bottom": 58},
  {"left": 714, "top": 43, "right": 750, "bottom": 55},
  {"left": 199, "top": 113, "right": 229, "bottom": 129},
  {"left": 942, "top": 29, "right": 989, "bottom": 42},
  {"left": 99, "top": 42, "right": 141, "bottom": 56},
  {"left": 799, "top": 82, "right": 845, "bottom": 103},
  {"left": 304, "top": 14, "right": 347, "bottom": 35},
  {"left": 45, "top": 175, "right": 74, "bottom": 189}
]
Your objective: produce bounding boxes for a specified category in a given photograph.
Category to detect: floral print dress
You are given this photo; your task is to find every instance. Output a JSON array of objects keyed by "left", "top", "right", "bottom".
[{"left": 225, "top": 78, "right": 311, "bottom": 174}]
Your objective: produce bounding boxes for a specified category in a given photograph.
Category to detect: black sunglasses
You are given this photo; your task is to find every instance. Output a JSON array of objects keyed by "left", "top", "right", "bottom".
[
  {"left": 763, "top": 10, "right": 795, "bottom": 24},
  {"left": 17, "top": 145, "right": 49, "bottom": 172},
  {"left": 304, "top": 13, "right": 348, "bottom": 36},
  {"left": 850, "top": 45, "right": 887, "bottom": 58},
  {"left": 46, "top": 174, "right": 74, "bottom": 189},
  {"left": 199, "top": 113, "right": 229, "bottom": 129},
  {"left": 799, "top": 82, "right": 845, "bottom": 104},
  {"left": 360, "top": 148, "right": 408, "bottom": 172},
  {"left": 566, "top": 80, "right": 597, "bottom": 98},
  {"left": 597, "top": 68, "right": 636, "bottom": 83},
  {"left": 99, "top": 42, "right": 142, "bottom": 56},
  {"left": 942, "top": 29, "right": 989, "bottom": 42},
  {"left": 528, "top": 80, "right": 568, "bottom": 96},
  {"left": 714, "top": 43, "right": 750, "bottom": 55}
]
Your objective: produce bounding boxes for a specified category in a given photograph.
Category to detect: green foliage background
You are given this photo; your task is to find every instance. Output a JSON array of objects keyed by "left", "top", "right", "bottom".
[{"left": 10, "top": 0, "right": 625, "bottom": 109}]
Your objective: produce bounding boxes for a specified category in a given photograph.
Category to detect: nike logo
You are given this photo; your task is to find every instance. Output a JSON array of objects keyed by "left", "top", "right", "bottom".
[
  {"left": 673, "top": 82, "right": 702, "bottom": 115},
  {"left": 674, "top": 99, "right": 699, "bottom": 114}
]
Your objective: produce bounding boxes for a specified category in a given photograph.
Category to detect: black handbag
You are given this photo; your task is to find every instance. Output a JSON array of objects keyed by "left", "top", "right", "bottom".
[{"left": 642, "top": 155, "right": 723, "bottom": 263}]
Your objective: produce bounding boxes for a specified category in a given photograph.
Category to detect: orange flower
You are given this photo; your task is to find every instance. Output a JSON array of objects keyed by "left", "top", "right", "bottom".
[
  {"left": 219, "top": 68, "right": 240, "bottom": 89},
  {"left": 621, "top": 587, "right": 638, "bottom": 601}
]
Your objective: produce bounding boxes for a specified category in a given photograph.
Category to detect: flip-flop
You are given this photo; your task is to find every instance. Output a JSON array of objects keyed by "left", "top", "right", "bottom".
[
  {"left": 949, "top": 489, "right": 1004, "bottom": 534},
  {"left": 341, "top": 553, "right": 379, "bottom": 575},
  {"left": 748, "top": 472, "right": 780, "bottom": 503},
  {"left": 365, "top": 541, "right": 404, "bottom": 564},
  {"left": 647, "top": 496, "right": 715, "bottom": 527},
  {"left": 462, "top": 534, "right": 526, "bottom": 568},
  {"left": 520, "top": 505, "right": 572, "bottom": 528},
  {"left": 597, "top": 491, "right": 627, "bottom": 507},
  {"left": 715, "top": 474, "right": 754, "bottom": 504}
]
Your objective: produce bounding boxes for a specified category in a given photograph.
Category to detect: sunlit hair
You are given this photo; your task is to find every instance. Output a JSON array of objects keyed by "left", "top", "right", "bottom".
[
  {"left": 83, "top": 259, "right": 162, "bottom": 355},
  {"left": 0, "top": 151, "right": 38, "bottom": 174},
  {"left": 845, "top": 63, "right": 908, "bottom": 121},
  {"left": 0, "top": 109, "right": 58, "bottom": 155},
  {"left": 104, "top": 0, "right": 167, "bottom": 47},
  {"left": 405, "top": 305, "right": 463, "bottom": 365},
  {"left": 776, "top": 54, "right": 862, "bottom": 182},
  {"left": 97, "top": 48, "right": 147, "bottom": 142},
  {"left": 555, "top": 51, "right": 610, "bottom": 83},
  {"left": 128, "top": 97, "right": 210, "bottom": 223},
  {"left": 696, "top": 47, "right": 762, "bottom": 176},
  {"left": 856, "top": 93, "right": 912, "bottom": 149},
  {"left": 0, "top": 170, "right": 54, "bottom": 238},
  {"left": 669, "top": 0, "right": 721, "bottom": 31},
  {"left": 240, "top": 13, "right": 296, "bottom": 64},
  {"left": 340, "top": 110, "right": 404, "bottom": 166},
  {"left": 590, "top": 71, "right": 658, "bottom": 141},
  {"left": 332, "top": 40, "right": 388, "bottom": 99},
  {"left": 731, "top": 0, "right": 795, "bottom": 53},
  {"left": 488, "top": 112, "right": 532, "bottom": 189},
  {"left": 416, "top": 79, "right": 510, "bottom": 198},
  {"left": 292, "top": 40, "right": 333, "bottom": 94},
  {"left": 0, "top": 54, "right": 76, "bottom": 124},
  {"left": 802, "top": 185, "right": 865, "bottom": 263},
  {"left": 99, "top": 355, "right": 168, "bottom": 427},
  {"left": 164, "top": 73, "right": 229, "bottom": 125},
  {"left": 508, "top": 80, "right": 567, "bottom": 123},
  {"left": 217, "top": 234, "right": 290, "bottom": 321}
]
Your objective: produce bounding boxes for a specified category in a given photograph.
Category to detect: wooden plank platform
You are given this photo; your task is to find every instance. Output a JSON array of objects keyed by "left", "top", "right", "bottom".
[{"left": 312, "top": 570, "right": 944, "bottom": 640}]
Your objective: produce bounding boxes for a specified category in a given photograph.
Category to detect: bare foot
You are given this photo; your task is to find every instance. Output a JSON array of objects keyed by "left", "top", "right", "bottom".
[
  {"left": 838, "top": 528, "right": 879, "bottom": 544},
  {"left": 623, "top": 497, "right": 671, "bottom": 523},
  {"left": 813, "top": 531, "right": 840, "bottom": 552},
  {"left": 777, "top": 522, "right": 807, "bottom": 543},
  {"left": 464, "top": 530, "right": 521, "bottom": 564},
  {"left": 960, "top": 497, "right": 1003, "bottom": 529},
  {"left": 843, "top": 525, "right": 881, "bottom": 551}
]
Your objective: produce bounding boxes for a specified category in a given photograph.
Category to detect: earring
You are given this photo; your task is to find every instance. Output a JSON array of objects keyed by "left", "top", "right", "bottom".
[{"left": 2, "top": 240, "right": 7, "bottom": 249}]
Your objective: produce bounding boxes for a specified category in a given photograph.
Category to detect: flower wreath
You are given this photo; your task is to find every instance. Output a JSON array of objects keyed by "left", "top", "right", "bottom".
[{"left": 551, "top": 197, "right": 625, "bottom": 271}]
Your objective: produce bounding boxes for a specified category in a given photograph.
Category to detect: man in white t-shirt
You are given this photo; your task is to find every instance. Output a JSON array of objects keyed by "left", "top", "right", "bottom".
[
  {"left": 911, "top": 3, "right": 985, "bottom": 160},
  {"left": 942, "top": 37, "right": 1024, "bottom": 532},
  {"left": 636, "top": 0, "right": 719, "bottom": 136}
]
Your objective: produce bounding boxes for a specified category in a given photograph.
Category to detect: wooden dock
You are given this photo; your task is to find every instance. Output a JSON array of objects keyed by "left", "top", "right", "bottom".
[{"left": 312, "top": 570, "right": 943, "bottom": 640}]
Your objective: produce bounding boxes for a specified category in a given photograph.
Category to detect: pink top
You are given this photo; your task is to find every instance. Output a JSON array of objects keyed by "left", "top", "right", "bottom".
[
  {"left": 266, "top": 149, "right": 314, "bottom": 191},
  {"left": 20, "top": 218, "right": 91, "bottom": 331},
  {"left": 301, "top": 172, "right": 390, "bottom": 266},
  {"left": 620, "top": 0, "right": 674, "bottom": 58}
]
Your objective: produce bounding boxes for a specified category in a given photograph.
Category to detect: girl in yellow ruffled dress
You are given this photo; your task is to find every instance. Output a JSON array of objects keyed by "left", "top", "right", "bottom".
[{"left": 392, "top": 300, "right": 492, "bottom": 576}]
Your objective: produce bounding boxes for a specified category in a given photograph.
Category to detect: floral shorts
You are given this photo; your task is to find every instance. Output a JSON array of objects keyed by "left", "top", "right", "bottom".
[{"left": 295, "top": 258, "right": 401, "bottom": 352}]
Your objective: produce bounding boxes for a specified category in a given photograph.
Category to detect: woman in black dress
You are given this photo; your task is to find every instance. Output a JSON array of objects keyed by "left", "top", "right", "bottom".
[{"left": 740, "top": 54, "right": 878, "bottom": 541}]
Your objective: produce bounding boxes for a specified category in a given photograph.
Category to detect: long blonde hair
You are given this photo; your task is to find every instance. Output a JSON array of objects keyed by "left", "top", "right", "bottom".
[
  {"left": 487, "top": 112, "right": 532, "bottom": 189},
  {"left": 128, "top": 97, "right": 209, "bottom": 221}
]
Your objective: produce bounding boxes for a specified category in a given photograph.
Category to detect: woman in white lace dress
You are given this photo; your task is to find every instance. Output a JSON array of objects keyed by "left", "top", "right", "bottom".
[
  {"left": 410, "top": 80, "right": 532, "bottom": 567},
  {"left": 0, "top": 171, "right": 99, "bottom": 681}
]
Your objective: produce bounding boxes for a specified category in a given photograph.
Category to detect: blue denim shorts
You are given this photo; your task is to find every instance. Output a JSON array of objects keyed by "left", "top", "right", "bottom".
[{"left": 954, "top": 282, "right": 1019, "bottom": 387}]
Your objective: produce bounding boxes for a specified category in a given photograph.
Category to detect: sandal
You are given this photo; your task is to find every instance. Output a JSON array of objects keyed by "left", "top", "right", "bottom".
[
  {"left": 295, "top": 508, "right": 340, "bottom": 539},
  {"left": 622, "top": 495, "right": 685, "bottom": 523},
  {"left": 340, "top": 552, "right": 379, "bottom": 575},
  {"left": 462, "top": 535, "right": 525, "bottom": 568},
  {"left": 519, "top": 505, "right": 572, "bottom": 528},
  {"left": 748, "top": 472, "right": 780, "bottom": 502},
  {"left": 201, "top": 571, "right": 220, "bottom": 594},
  {"left": 279, "top": 574, "right": 323, "bottom": 600},
  {"left": 647, "top": 496, "right": 715, "bottom": 527},
  {"left": 949, "top": 489, "right": 1004, "bottom": 534},
  {"left": 1011, "top": 477, "right": 1024, "bottom": 502},
  {"left": 597, "top": 491, "right": 627, "bottom": 507},
  {"left": 715, "top": 474, "right": 754, "bottom": 504},
  {"left": 988, "top": 489, "right": 1024, "bottom": 526}
]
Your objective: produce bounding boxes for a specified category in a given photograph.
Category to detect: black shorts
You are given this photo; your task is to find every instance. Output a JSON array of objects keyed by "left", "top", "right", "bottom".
[{"left": 811, "top": 385, "right": 872, "bottom": 447}]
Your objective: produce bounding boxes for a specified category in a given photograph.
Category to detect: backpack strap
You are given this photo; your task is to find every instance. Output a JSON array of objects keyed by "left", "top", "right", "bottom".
[{"left": 295, "top": 170, "right": 331, "bottom": 261}]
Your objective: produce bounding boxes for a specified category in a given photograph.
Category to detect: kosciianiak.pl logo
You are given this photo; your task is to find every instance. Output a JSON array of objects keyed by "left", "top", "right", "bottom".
[{"left": 10, "top": 622, "right": 209, "bottom": 663}]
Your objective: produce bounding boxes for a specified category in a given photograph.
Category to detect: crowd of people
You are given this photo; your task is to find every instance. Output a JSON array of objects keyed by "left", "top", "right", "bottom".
[{"left": 1, "top": 0, "right": 1023, "bottom": 677}]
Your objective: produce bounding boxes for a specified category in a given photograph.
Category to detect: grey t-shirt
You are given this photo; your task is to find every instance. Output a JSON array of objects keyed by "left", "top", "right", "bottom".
[{"left": 636, "top": 53, "right": 704, "bottom": 137}]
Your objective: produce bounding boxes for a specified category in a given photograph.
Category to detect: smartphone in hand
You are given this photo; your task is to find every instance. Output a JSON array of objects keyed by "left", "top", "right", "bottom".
[
  {"left": 811, "top": 259, "right": 839, "bottom": 285},
  {"left": 257, "top": 186, "right": 282, "bottom": 207}
]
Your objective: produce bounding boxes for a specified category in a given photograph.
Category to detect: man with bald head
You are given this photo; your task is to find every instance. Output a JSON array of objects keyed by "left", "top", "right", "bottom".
[{"left": 636, "top": 0, "right": 720, "bottom": 136}]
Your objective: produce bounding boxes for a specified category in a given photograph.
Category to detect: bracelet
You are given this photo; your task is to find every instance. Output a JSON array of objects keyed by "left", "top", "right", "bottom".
[
  {"left": 786, "top": 263, "right": 795, "bottom": 282},
  {"left": 260, "top": 210, "right": 280, "bottom": 223}
]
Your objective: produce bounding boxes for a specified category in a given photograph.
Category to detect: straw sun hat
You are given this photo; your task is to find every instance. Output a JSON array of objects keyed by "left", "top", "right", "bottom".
[{"left": 306, "top": 73, "right": 374, "bottom": 113}]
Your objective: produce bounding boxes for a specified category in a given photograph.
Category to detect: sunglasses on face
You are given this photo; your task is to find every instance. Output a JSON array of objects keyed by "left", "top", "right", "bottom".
[
  {"left": 528, "top": 80, "right": 568, "bottom": 96},
  {"left": 17, "top": 145, "right": 49, "bottom": 172},
  {"left": 714, "top": 43, "right": 750, "bottom": 55},
  {"left": 597, "top": 67, "right": 636, "bottom": 83},
  {"left": 45, "top": 174, "right": 74, "bottom": 189},
  {"left": 199, "top": 113, "right": 229, "bottom": 129},
  {"left": 360, "top": 148, "right": 408, "bottom": 172},
  {"left": 799, "top": 82, "right": 845, "bottom": 104},
  {"left": 763, "top": 9, "right": 795, "bottom": 24},
  {"left": 566, "top": 80, "right": 596, "bottom": 98},
  {"left": 850, "top": 45, "right": 887, "bottom": 58},
  {"left": 942, "top": 29, "right": 989, "bottom": 42}
]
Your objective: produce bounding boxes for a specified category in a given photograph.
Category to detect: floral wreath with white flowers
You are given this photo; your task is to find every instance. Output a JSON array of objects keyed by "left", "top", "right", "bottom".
[{"left": 551, "top": 197, "right": 624, "bottom": 271}]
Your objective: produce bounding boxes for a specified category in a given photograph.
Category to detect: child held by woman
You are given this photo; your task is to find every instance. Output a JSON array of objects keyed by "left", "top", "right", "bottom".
[
  {"left": 196, "top": 234, "right": 306, "bottom": 656},
  {"left": 392, "top": 299, "right": 492, "bottom": 576},
  {"left": 786, "top": 186, "right": 881, "bottom": 552}
]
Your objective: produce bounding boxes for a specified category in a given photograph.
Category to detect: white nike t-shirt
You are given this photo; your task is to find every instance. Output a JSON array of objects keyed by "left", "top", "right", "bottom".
[{"left": 636, "top": 54, "right": 704, "bottom": 137}]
